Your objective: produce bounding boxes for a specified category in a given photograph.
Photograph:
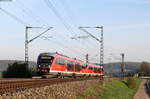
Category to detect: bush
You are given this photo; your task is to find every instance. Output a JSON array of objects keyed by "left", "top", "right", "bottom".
[
  {"left": 127, "top": 77, "right": 136, "bottom": 89},
  {"left": 2, "top": 62, "right": 34, "bottom": 78}
]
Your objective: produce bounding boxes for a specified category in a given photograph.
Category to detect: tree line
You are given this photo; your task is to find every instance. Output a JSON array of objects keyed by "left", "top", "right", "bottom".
[{"left": 139, "top": 62, "right": 150, "bottom": 76}]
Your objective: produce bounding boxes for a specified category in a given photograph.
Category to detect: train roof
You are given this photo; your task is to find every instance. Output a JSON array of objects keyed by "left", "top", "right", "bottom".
[
  {"left": 39, "top": 52, "right": 83, "bottom": 62},
  {"left": 39, "top": 52, "right": 68, "bottom": 57}
]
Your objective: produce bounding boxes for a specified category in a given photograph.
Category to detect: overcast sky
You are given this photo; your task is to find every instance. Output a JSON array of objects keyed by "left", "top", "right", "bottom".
[{"left": 0, "top": 0, "right": 150, "bottom": 63}]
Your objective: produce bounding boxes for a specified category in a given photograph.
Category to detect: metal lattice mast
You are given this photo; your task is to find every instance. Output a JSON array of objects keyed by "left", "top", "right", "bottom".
[
  {"left": 121, "top": 53, "right": 125, "bottom": 73},
  {"left": 25, "top": 26, "right": 29, "bottom": 67},
  {"left": 100, "top": 26, "right": 104, "bottom": 66},
  {"left": 86, "top": 54, "right": 89, "bottom": 64},
  {"left": 25, "top": 26, "right": 53, "bottom": 68},
  {"left": 78, "top": 26, "right": 104, "bottom": 66}
]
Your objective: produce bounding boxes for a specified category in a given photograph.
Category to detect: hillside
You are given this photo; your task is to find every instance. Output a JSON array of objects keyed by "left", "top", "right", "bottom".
[{"left": 103, "top": 62, "right": 141, "bottom": 73}]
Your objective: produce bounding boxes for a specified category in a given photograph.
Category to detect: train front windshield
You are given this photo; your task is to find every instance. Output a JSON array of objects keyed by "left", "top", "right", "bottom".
[{"left": 37, "top": 56, "right": 54, "bottom": 68}]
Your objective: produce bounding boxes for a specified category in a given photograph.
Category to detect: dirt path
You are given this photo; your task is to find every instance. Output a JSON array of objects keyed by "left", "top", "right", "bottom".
[{"left": 133, "top": 79, "right": 150, "bottom": 99}]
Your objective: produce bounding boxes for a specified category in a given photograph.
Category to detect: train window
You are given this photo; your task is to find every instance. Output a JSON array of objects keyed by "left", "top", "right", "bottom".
[
  {"left": 55, "top": 58, "right": 59, "bottom": 64},
  {"left": 55, "top": 58, "right": 65, "bottom": 65},
  {"left": 67, "top": 61, "right": 74, "bottom": 70},
  {"left": 97, "top": 68, "right": 101, "bottom": 73},
  {"left": 75, "top": 63, "right": 81, "bottom": 71},
  {"left": 93, "top": 67, "right": 97, "bottom": 73},
  {"left": 82, "top": 64, "right": 87, "bottom": 69},
  {"left": 88, "top": 67, "right": 93, "bottom": 70},
  {"left": 60, "top": 58, "right": 65, "bottom": 65},
  {"left": 102, "top": 68, "right": 104, "bottom": 72}
]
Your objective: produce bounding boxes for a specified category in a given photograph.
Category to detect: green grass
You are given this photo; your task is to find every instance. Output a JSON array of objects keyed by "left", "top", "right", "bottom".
[{"left": 79, "top": 78, "right": 141, "bottom": 99}]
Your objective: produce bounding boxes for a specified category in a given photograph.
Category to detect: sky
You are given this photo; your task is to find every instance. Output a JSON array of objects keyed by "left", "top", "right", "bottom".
[{"left": 0, "top": 0, "right": 150, "bottom": 63}]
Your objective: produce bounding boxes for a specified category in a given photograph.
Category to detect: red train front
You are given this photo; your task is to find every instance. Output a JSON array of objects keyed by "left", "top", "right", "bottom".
[{"left": 37, "top": 52, "right": 104, "bottom": 78}]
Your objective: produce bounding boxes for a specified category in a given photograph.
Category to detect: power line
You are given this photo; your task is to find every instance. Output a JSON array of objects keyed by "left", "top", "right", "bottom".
[
  {"left": 46, "top": 38, "right": 85, "bottom": 58},
  {"left": 14, "top": 1, "right": 86, "bottom": 59},
  {"left": 14, "top": 0, "right": 49, "bottom": 26},
  {"left": 56, "top": 0, "right": 99, "bottom": 50},
  {"left": 0, "top": 7, "right": 26, "bottom": 25},
  {"left": 57, "top": 0, "right": 77, "bottom": 28},
  {"left": 44, "top": 0, "right": 74, "bottom": 35},
  {"left": 79, "top": 26, "right": 104, "bottom": 66},
  {"left": 51, "top": 32, "right": 87, "bottom": 55},
  {"left": 44, "top": 0, "right": 92, "bottom": 55},
  {"left": 44, "top": 0, "right": 101, "bottom": 61},
  {"left": 0, "top": 1, "right": 87, "bottom": 61}
]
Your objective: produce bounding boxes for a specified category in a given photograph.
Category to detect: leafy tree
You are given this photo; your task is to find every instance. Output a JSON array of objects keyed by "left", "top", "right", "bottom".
[
  {"left": 139, "top": 62, "right": 150, "bottom": 76},
  {"left": 2, "top": 62, "right": 34, "bottom": 78}
]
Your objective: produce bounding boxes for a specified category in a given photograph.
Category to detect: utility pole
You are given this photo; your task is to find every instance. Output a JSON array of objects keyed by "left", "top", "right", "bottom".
[
  {"left": 79, "top": 26, "right": 104, "bottom": 66},
  {"left": 99, "top": 26, "right": 104, "bottom": 66},
  {"left": 121, "top": 53, "right": 125, "bottom": 77},
  {"left": 25, "top": 26, "right": 53, "bottom": 68},
  {"left": 86, "top": 54, "right": 89, "bottom": 64}
]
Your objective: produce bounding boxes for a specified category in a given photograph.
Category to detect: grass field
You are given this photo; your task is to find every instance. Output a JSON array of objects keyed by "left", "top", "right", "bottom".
[{"left": 79, "top": 78, "right": 141, "bottom": 99}]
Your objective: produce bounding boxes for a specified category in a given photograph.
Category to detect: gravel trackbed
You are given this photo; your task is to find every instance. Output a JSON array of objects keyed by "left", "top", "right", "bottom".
[{"left": 0, "top": 79, "right": 100, "bottom": 99}]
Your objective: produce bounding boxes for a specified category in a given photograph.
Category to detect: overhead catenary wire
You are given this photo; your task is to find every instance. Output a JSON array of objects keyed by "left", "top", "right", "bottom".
[
  {"left": 11, "top": 2, "right": 43, "bottom": 26},
  {"left": 13, "top": 0, "right": 49, "bottom": 27},
  {"left": 43, "top": 0, "right": 92, "bottom": 55},
  {"left": 0, "top": 0, "right": 101, "bottom": 63},
  {"left": 44, "top": 38, "right": 85, "bottom": 60},
  {"left": 44, "top": 0, "right": 74, "bottom": 36},
  {"left": 5, "top": 0, "right": 99, "bottom": 61},
  {"left": 0, "top": 7, "right": 26, "bottom": 25},
  {"left": 56, "top": 0, "right": 100, "bottom": 52},
  {"left": 10, "top": 1, "right": 85, "bottom": 56},
  {"left": 3, "top": 0, "right": 99, "bottom": 62},
  {"left": 56, "top": 0, "right": 77, "bottom": 27},
  {"left": 44, "top": 0, "right": 99, "bottom": 54},
  {"left": 51, "top": 31, "right": 89, "bottom": 55}
]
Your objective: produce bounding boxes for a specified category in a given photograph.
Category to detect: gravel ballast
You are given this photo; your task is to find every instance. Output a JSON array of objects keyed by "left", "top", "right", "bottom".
[{"left": 0, "top": 79, "right": 101, "bottom": 99}]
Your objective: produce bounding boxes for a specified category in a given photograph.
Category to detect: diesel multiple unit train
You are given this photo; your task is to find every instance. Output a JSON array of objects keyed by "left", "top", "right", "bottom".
[{"left": 37, "top": 52, "right": 104, "bottom": 78}]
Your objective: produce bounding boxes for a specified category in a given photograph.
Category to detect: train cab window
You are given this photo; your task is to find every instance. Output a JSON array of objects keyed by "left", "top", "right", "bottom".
[
  {"left": 67, "top": 61, "right": 74, "bottom": 70},
  {"left": 93, "top": 67, "right": 97, "bottom": 73},
  {"left": 37, "top": 56, "right": 54, "bottom": 67},
  {"left": 55, "top": 58, "right": 65, "bottom": 65},
  {"left": 75, "top": 63, "right": 81, "bottom": 71}
]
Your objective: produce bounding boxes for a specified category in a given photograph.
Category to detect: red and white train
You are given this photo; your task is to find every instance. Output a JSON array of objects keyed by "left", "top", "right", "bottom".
[{"left": 37, "top": 52, "right": 104, "bottom": 78}]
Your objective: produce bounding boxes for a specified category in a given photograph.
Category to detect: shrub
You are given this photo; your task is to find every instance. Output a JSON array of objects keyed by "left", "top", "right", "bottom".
[
  {"left": 2, "top": 62, "right": 34, "bottom": 78},
  {"left": 127, "top": 77, "right": 136, "bottom": 89}
]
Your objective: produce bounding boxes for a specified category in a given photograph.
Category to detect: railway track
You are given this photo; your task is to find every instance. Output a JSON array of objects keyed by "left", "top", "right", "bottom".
[{"left": 0, "top": 77, "right": 100, "bottom": 95}]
